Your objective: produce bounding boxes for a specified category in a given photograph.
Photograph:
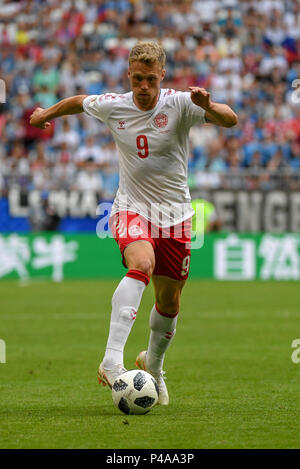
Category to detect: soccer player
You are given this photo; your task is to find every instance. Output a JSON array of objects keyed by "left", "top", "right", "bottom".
[{"left": 30, "top": 42, "right": 237, "bottom": 405}]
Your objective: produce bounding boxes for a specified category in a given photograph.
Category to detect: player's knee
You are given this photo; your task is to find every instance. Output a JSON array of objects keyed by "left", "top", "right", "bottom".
[{"left": 132, "top": 257, "right": 154, "bottom": 277}]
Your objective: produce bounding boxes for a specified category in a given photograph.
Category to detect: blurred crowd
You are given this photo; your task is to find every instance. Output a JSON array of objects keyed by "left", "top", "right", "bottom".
[{"left": 1, "top": 0, "right": 300, "bottom": 197}]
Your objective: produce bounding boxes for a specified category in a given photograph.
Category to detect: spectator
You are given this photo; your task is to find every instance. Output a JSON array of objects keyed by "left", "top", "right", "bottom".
[
  {"left": 52, "top": 118, "right": 80, "bottom": 151},
  {"left": 75, "top": 135, "right": 108, "bottom": 168},
  {"left": 75, "top": 161, "right": 104, "bottom": 193},
  {"left": 32, "top": 59, "right": 60, "bottom": 94}
]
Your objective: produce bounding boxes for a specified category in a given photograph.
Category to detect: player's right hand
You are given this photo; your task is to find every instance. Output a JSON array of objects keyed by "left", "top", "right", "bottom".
[{"left": 29, "top": 107, "right": 51, "bottom": 129}]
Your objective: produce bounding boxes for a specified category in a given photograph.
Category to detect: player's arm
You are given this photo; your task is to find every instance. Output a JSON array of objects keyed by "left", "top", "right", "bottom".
[
  {"left": 30, "top": 95, "right": 88, "bottom": 129},
  {"left": 189, "top": 86, "right": 238, "bottom": 128}
]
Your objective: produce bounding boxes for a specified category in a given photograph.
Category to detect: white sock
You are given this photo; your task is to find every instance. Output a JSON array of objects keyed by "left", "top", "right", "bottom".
[
  {"left": 102, "top": 272, "right": 148, "bottom": 370},
  {"left": 146, "top": 304, "right": 178, "bottom": 373}
]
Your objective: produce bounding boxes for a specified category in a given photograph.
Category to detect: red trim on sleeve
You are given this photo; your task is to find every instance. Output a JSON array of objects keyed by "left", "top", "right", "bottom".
[
  {"left": 155, "top": 303, "right": 178, "bottom": 318},
  {"left": 126, "top": 269, "right": 150, "bottom": 286}
]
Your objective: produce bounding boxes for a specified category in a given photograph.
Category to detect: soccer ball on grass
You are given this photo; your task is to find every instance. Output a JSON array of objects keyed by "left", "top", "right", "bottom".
[{"left": 112, "top": 370, "right": 159, "bottom": 415}]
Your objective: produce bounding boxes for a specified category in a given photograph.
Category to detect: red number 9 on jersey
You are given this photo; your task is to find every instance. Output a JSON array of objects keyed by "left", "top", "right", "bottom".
[{"left": 136, "top": 135, "right": 149, "bottom": 159}]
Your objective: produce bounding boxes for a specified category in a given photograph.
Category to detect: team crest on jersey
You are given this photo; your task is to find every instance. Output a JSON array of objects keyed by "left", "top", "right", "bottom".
[
  {"left": 154, "top": 113, "right": 168, "bottom": 128},
  {"left": 165, "top": 89, "right": 176, "bottom": 96},
  {"left": 118, "top": 120, "right": 126, "bottom": 130},
  {"left": 128, "top": 224, "right": 144, "bottom": 237}
]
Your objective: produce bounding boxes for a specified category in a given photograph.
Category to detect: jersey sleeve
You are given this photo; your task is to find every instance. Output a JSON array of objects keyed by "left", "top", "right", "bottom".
[
  {"left": 175, "top": 92, "right": 206, "bottom": 129},
  {"left": 82, "top": 94, "right": 117, "bottom": 123}
]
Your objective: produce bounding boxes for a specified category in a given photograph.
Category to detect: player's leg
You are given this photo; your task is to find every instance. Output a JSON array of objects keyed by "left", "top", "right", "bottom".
[
  {"left": 136, "top": 275, "right": 185, "bottom": 404},
  {"left": 152, "top": 274, "right": 185, "bottom": 315},
  {"left": 145, "top": 274, "right": 185, "bottom": 373},
  {"left": 136, "top": 218, "right": 191, "bottom": 404},
  {"left": 99, "top": 240, "right": 155, "bottom": 387},
  {"left": 147, "top": 274, "right": 185, "bottom": 372}
]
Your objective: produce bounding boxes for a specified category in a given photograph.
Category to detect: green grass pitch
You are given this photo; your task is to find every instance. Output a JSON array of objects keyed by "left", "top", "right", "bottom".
[{"left": 1, "top": 278, "right": 300, "bottom": 449}]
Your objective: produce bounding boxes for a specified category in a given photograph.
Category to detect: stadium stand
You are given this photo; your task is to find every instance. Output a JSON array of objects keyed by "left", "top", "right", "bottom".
[{"left": 1, "top": 0, "right": 300, "bottom": 231}]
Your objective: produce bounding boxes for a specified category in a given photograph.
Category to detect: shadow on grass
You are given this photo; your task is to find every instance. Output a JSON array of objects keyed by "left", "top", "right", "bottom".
[
  {"left": 0, "top": 404, "right": 165, "bottom": 419},
  {"left": 0, "top": 404, "right": 122, "bottom": 419}
]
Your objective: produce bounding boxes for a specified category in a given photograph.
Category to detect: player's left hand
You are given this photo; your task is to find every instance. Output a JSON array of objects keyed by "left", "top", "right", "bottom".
[{"left": 189, "top": 86, "right": 211, "bottom": 111}]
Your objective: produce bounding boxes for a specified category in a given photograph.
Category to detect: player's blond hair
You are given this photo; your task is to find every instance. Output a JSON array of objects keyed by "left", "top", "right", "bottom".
[{"left": 128, "top": 42, "right": 166, "bottom": 69}]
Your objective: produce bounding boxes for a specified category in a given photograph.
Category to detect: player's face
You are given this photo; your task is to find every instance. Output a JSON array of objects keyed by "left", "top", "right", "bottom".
[{"left": 128, "top": 61, "right": 166, "bottom": 111}]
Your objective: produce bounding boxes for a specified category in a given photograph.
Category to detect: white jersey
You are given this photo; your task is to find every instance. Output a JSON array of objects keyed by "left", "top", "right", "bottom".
[{"left": 83, "top": 89, "right": 206, "bottom": 227}]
